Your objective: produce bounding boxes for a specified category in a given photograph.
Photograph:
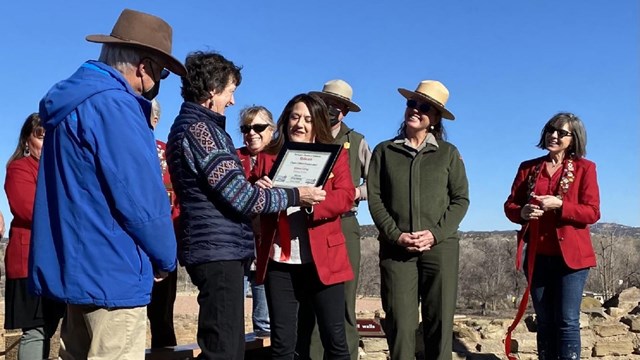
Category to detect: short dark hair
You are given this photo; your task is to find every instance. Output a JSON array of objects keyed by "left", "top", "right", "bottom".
[
  {"left": 265, "top": 93, "right": 333, "bottom": 154},
  {"left": 536, "top": 112, "right": 587, "bottom": 158},
  {"left": 181, "top": 51, "right": 242, "bottom": 103}
]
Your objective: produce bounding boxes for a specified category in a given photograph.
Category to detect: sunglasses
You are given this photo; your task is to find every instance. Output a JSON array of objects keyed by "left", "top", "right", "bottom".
[
  {"left": 406, "top": 99, "right": 432, "bottom": 113},
  {"left": 240, "top": 123, "right": 270, "bottom": 134},
  {"left": 145, "top": 58, "right": 170, "bottom": 80},
  {"left": 545, "top": 125, "right": 572, "bottom": 139},
  {"left": 32, "top": 127, "right": 45, "bottom": 139}
]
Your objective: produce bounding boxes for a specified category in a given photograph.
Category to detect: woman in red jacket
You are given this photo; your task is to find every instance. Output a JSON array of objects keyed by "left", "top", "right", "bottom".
[
  {"left": 4, "top": 114, "right": 64, "bottom": 359},
  {"left": 253, "top": 93, "right": 355, "bottom": 360},
  {"left": 504, "top": 112, "right": 600, "bottom": 360}
]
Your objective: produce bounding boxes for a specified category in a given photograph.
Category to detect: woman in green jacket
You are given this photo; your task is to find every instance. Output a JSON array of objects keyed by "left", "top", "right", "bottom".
[{"left": 368, "top": 80, "right": 469, "bottom": 360}]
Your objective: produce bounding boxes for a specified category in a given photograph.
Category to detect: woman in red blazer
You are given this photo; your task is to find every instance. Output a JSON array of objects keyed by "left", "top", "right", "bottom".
[
  {"left": 504, "top": 112, "right": 600, "bottom": 360},
  {"left": 4, "top": 113, "right": 64, "bottom": 359},
  {"left": 253, "top": 93, "right": 354, "bottom": 360}
]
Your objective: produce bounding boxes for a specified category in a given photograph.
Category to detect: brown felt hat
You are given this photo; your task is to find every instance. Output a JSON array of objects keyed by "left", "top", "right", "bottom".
[
  {"left": 398, "top": 80, "right": 455, "bottom": 120},
  {"left": 86, "top": 9, "right": 186, "bottom": 76},
  {"left": 309, "top": 79, "right": 361, "bottom": 112}
]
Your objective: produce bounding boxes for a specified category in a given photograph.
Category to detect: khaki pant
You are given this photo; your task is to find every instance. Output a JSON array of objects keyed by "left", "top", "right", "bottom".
[{"left": 59, "top": 304, "right": 147, "bottom": 360}]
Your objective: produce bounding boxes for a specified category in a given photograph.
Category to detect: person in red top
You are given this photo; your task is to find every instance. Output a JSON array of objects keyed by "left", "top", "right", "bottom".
[
  {"left": 4, "top": 113, "right": 64, "bottom": 359},
  {"left": 147, "top": 98, "right": 180, "bottom": 348},
  {"left": 504, "top": 112, "right": 600, "bottom": 360},
  {"left": 253, "top": 93, "right": 355, "bottom": 360},
  {"left": 236, "top": 105, "right": 276, "bottom": 336}
]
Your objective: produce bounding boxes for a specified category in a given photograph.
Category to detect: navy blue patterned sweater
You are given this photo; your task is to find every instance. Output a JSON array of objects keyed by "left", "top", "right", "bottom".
[{"left": 166, "top": 102, "right": 298, "bottom": 266}]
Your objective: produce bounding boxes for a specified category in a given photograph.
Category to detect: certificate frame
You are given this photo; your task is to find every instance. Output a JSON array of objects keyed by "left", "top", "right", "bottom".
[{"left": 268, "top": 142, "right": 342, "bottom": 188}]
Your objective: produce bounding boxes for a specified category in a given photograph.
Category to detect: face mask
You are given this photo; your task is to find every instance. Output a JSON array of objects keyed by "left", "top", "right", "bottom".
[
  {"left": 142, "top": 80, "right": 161, "bottom": 100},
  {"left": 328, "top": 105, "right": 341, "bottom": 126}
]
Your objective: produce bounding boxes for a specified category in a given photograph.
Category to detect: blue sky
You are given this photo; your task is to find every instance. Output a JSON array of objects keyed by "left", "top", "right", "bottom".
[{"left": 0, "top": 1, "right": 637, "bottom": 231}]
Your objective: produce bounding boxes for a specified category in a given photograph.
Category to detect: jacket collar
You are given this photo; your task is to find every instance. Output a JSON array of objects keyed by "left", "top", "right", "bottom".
[
  {"left": 392, "top": 132, "right": 439, "bottom": 153},
  {"left": 179, "top": 102, "right": 227, "bottom": 130},
  {"left": 333, "top": 122, "right": 353, "bottom": 139}
]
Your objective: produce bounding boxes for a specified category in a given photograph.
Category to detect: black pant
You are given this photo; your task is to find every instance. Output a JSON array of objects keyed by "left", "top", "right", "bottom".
[
  {"left": 187, "top": 260, "right": 245, "bottom": 360},
  {"left": 265, "top": 261, "right": 349, "bottom": 360},
  {"left": 147, "top": 269, "right": 178, "bottom": 348}
]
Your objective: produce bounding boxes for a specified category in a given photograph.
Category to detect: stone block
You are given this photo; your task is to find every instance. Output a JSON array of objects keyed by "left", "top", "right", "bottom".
[
  {"left": 592, "top": 339, "right": 634, "bottom": 356},
  {"left": 453, "top": 323, "right": 478, "bottom": 342},
  {"left": 593, "top": 323, "right": 628, "bottom": 337},
  {"left": 361, "top": 338, "right": 388, "bottom": 353},
  {"left": 580, "top": 330, "right": 596, "bottom": 348},
  {"left": 479, "top": 320, "right": 507, "bottom": 340},
  {"left": 360, "top": 352, "right": 388, "bottom": 360},
  {"left": 581, "top": 296, "right": 603, "bottom": 310},
  {"left": 621, "top": 315, "right": 640, "bottom": 333},
  {"left": 472, "top": 339, "right": 505, "bottom": 355},
  {"left": 580, "top": 312, "right": 590, "bottom": 329},
  {"left": 606, "top": 307, "right": 627, "bottom": 318},
  {"left": 510, "top": 335, "right": 537, "bottom": 354},
  {"left": 582, "top": 307, "right": 608, "bottom": 320}
]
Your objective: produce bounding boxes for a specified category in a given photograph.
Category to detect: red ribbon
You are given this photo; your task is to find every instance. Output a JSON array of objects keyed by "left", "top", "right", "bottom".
[
  {"left": 278, "top": 211, "right": 291, "bottom": 262},
  {"left": 504, "top": 223, "right": 538, "bottom": 360}
]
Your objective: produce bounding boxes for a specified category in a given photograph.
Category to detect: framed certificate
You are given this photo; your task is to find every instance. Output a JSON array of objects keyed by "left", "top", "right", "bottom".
[{"left": 268, "top": 142, "right": 342, "bottom": 188}]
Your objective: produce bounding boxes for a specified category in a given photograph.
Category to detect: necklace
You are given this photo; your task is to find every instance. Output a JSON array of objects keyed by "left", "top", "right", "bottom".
[{"left": 527, "top": 158, "right": 575, "bottom": 200}]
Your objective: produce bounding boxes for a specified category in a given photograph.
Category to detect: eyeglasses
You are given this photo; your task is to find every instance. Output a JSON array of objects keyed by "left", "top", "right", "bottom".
[
  {"left": 145, "top": 58, "right": 170, "bottom": 80},
  {"left": 544, "top": 125, "right": 572, "bottom": 139},
  {"left": 240, "top": 124, "right": 270, "bottom": 134},
  {"left": 406, "top": 99, "right": 432, "bottom": 113},
  {"left": 32, "top": 127, "right": 45, "bottom": 139},
  {"left": 327, "top": 102, "right": 348, "bottom": 114}
]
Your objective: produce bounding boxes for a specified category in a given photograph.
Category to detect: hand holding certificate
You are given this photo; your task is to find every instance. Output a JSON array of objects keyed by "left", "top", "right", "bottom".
[{"left": 268, "top": 142, "right": 342, "bottom": 189}]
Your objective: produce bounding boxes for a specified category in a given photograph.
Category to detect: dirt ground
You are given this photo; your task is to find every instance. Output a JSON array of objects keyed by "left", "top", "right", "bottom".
[{"left": 175, "top": 292, "right": 383, "bottom": 316}]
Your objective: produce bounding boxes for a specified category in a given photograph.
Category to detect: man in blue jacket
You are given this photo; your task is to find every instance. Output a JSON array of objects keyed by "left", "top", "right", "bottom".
[{"left": 30, "top": 9, "right": 185, "bottom": 359}]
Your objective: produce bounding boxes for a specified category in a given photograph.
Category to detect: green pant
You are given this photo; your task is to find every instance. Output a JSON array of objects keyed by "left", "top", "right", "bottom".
[
  {"left": 379, "top": 238, "right": 459, "bottom": 360},
  {"left": 308, "top": 215, "right": 361, "bottom": 360}
]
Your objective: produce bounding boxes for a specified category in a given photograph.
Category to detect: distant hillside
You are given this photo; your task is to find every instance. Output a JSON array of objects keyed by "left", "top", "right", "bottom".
[
  {"left": 591, "top": 222, "right": 640, "bottom": 237},
  {"left": 360, "top": 223, "right": 640, "bottom": 240}
]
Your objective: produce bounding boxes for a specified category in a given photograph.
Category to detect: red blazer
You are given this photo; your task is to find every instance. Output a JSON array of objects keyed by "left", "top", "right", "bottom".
[
  {"left": 504, "top": 156, "right": 600, "bottom": 269},
  {"left": 236, "top": 146, "right": 261, "bottom": 181},
  {"left": 254, "top": 149, "right": 355, "bottom": 285},
  {"left": 157, "top": 140, "right": 180, "bottom": 225},
  {"left": 4, "top": 156, "right": 38, "bottom": 279}
]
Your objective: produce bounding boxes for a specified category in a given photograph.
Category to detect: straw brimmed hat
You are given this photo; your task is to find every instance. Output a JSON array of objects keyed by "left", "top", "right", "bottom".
[
  {"left": 86, "top": 9, "right": 186, "bottom": 76},
  {"left": 309, "top": 79, "right": 361, "bottom": 112},
  {"left": 398, "top": 80, "right": 455, "bottom": 120}
]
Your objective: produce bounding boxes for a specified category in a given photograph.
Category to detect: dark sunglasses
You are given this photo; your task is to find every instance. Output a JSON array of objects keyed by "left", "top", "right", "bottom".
[
  {"left": 240, "top": 124, "right": 270, "bottom": 134},
  {"left": 146, "top": 58, "right": 170, "bottom": 80},
  {"left": 406, "top": 99, "right": 432, "bottom": 113},
  {"left": 32, "top": 127, "right": 45, "bottom": 139},
  {"left": 545, "top": 125, "right": 572, "bottom": 139}
]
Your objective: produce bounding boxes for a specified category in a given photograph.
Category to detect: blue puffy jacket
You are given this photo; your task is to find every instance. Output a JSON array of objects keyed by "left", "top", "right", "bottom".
[{"left": 29, "top": 61, "right": 177, "bottom": 308}]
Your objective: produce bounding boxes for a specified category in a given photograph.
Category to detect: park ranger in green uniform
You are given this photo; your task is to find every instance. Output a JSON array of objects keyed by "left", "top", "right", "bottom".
[
  {"left": 308, "top": 79, "right": 371, "bottom": 360},
  {"left": 368, "top": 80, "right": 469, "bottom": 360}
]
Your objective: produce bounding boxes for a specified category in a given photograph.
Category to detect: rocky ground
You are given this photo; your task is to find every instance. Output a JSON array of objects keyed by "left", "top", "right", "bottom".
[{"left": 3, "top": 290, "right": 640, "bottom": 359}]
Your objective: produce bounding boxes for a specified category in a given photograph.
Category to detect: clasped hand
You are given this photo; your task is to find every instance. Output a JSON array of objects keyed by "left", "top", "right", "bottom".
[
  {"left": 397, "top": 230, "right": 435, "bottom": 252},
  {"left": 521, "top": 195, "right": 563, "bottom": 220},
  {"left": 255, "top": 176, "right": 326, "bottom": 207}
]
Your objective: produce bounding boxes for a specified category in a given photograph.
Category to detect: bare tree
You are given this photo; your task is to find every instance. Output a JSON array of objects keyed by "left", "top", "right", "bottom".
[{"left": 588, "top": 229, "right": 640, "bottom": 298}]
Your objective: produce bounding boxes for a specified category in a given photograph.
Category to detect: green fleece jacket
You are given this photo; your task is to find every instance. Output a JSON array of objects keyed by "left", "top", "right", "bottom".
[{"left": 367, "top": 135, "right": 469, "bottom": 245}]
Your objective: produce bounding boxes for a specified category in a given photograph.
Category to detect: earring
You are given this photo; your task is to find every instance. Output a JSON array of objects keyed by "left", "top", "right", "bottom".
[
  {"left": 429, "top": 125, "right": 435, "bottom": 131},
  {"left": 23, "top": 144, "right": 30, "bottom": 157}
]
